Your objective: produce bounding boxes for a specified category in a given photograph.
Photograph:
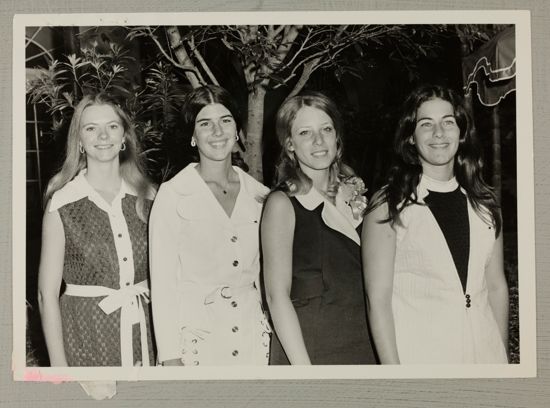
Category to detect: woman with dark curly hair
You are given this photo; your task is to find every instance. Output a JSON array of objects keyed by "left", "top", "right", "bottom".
[
  {"left": 363, "top": 84, "right": 509, "bottom": 364},
  {"left": 262, "top": 91, "right": 376, "bottom": 365}
]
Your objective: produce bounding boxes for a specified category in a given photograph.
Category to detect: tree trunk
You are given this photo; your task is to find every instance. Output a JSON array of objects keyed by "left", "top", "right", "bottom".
[
  {"left": 165, "top": 26, "right": 202, "bottom": 88},
  {"left": 245, "top": 85, "right": 267, "bottom": 182}
]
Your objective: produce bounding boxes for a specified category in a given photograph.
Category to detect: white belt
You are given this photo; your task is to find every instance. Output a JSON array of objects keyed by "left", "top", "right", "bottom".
[{"left": 64, "top": 280, "right": 151, "bottom": 367}]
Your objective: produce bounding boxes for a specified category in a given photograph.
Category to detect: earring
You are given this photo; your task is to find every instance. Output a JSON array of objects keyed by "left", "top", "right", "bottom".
[
  {"left": 79, "top": 143, "right": 85, "bottom": 154},
  {"left": 120, "top": 141, "right": 126, "bottom": 151},
  {"left": 235, "top": 134, "right": 239, "bottom": 142},
  {"left": 191, "top": 138, "right": 196, "bottom": 147}
]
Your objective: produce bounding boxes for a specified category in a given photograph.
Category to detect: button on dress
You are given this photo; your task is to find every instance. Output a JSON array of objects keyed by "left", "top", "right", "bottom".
[
  {"left": 49, "top": 172, "right": 155, "bottom": 366},
  {"left": 392, "top": 175, "right": 508, "bottom": 364},
  {"left": 149, "top": 164, "right": 271, "bottom": 365}
]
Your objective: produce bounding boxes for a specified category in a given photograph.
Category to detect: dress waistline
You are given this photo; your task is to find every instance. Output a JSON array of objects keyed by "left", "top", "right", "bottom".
[
  {"left": 179, "top": 281, "right": 257, "bottom": 306},
  {"left": 64, "top": 280, "right": 151, "bottom": 367}
]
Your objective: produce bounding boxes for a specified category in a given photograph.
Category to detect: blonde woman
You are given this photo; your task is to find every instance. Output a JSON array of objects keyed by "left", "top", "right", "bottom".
[
  {"left": 262, "top": 91, "right": 376, "bottom": 365},
  {"left": 38, "top": 92, "right": 155, "bottom": 367}
]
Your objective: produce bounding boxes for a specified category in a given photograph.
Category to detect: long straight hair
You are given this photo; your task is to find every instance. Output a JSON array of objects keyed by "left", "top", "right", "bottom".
[
  {"left": 371, "top": 84, "right": 501, "bottom": 236},
  {"left": 44, "top": 92, "right": 154, "bottom": 221},
  {"left": 273, "top": 91, "right": 354, "bottom": 197}
]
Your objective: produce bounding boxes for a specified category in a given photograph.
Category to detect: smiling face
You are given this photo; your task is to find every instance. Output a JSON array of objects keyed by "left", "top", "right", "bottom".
[
  {"left": 412, "top": 97, "right": 460, "bottom": 180},
  {"left": 288, "top": 106, "right": 337, "bottom": 179},
  {"left": 79, "top": 104, "right": 125, "bottom": 165},
  {"left": 193, "top": 103, "right": 237, "bottom": 163}
]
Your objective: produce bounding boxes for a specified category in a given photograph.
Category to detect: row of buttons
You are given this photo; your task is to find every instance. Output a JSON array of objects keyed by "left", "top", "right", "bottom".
[
  {"left": 117, "top": 232, "right": 133, "bottom": 291},
  {"left": 465, "top": 294, "right": 471, "bottom": 308},
  {"left": 230, "top": 235, "right": 239, "bottom": 268}
]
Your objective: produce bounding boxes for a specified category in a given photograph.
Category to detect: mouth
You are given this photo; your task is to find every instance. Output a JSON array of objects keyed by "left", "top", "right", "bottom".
[
  {"left": 94, "top": 144, "right": 114, "bottom": 150},
  {"left": 429, "top": 143, "right": 450, "bottom": 148},
  {"left": 209, "top": 139, "right": 229, "bottom": 149},
  {"left": 311, "top": 150, "right": 329, "bottom": 157}
]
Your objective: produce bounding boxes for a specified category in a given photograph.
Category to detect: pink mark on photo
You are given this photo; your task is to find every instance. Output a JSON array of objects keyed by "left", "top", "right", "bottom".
[{"left": 23, "top": 369, "right": 73, "bottom": 384}]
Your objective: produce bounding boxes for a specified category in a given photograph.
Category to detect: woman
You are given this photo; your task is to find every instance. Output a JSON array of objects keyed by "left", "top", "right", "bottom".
[
  {"left": 262, "top": 91, "right": 376, "bottom": 365},
  {"left": 38, "top": 92, "right": 156, "bottom": 367},
  {"left": 149, "top": 85, "right": 271, "bottom": 366},
  {"left": 363, "top": 84, "right": 509, "bottom": 364}
]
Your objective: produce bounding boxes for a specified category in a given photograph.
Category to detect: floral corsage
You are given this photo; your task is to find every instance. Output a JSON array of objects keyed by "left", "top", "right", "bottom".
[{"left": 337, "top": 176, "right": 368, "bottom": 220}]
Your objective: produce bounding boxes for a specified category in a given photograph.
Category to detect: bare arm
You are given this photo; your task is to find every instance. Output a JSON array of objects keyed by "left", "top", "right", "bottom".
[
  {"left": 361, "top": 197, "right": 400, "bottom": 364},
  {"left": 485, "top": 233, "right": 509, "bottom": 356},
  {"left": 37, "top": 202, "right": 68, "bottom": 366},
  {"left": 261, "top": 192, "right": 311, "bottom": 365}
]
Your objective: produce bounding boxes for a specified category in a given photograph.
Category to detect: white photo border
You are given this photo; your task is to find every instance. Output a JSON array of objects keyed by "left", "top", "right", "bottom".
[{"left": 13, "top": 10, "right": 536, "bottom": 381}]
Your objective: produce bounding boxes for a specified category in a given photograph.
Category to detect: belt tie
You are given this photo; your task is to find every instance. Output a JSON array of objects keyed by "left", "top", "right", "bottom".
[{"left": 64, "top": 280, "right": 151, "bottom": 367}]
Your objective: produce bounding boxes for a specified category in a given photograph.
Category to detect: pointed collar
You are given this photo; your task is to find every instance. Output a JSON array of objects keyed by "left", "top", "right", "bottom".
[
  {"left": 169, "top": 163, "right": 268, "bottom": 199},
  {"left": 171, "top": 163, "right": 268, "bottom": 223},
  {"left": 295, "top": 187, "right": 361, "bottom": 245},
  {"left": 50, "top": 169, "right": 135, "bottom": 212}
]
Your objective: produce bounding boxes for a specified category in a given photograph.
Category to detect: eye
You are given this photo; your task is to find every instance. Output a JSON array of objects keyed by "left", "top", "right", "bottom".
[
  {"left": 84, "top": 126, "right": 96, "bottom": 132},
  {"left": 298, "top": 129, "right": 312, "bottom": 137},
  {"left": 443, "top": 118, "right": 457, "bottom": 127},
  {"left": 222, "top": 117, "right": 234, "bottom": 124},
  {"left": 322, "top": 126, "right": 334, "bottom": 133},
  {"left": 198, "top": 121, "right": 211, "bottom": 128},
  {"left": 419, "top": 121, "right": 433, "bottom": 128},
  {"left": 109, "top": 123, "right": 120, "bottom": 130}
]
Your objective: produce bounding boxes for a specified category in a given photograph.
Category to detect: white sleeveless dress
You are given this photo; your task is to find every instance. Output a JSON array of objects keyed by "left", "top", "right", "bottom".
[{"left": 392, "top": 175, "right": 508, "bottom": 364}]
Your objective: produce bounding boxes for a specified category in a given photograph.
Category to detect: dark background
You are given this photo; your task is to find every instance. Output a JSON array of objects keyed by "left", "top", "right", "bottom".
[{"left": 24, "top": 24, "right": 518, "bottom": 366}]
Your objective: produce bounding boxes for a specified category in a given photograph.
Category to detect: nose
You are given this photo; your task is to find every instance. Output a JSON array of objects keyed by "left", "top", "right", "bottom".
[
  {"left": 312, "top": 130, "right": 323, "bottom": 145},
  {"left": 98, "top": 126, "right": 108, "bottom": 140},
  {"left": 433, "top": 122, "right": 444, "bottom": 138},
  {"left": 212, "top": 121, "right": 223, "bottom": 137}
]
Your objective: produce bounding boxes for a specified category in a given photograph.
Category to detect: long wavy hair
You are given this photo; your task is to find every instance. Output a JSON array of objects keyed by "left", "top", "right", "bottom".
[
  {"left": 273, "top": 91, "right": 355, "bottom": 197},
  {"left": 371, "top": 84, "right": 501, "bottom": 235},
  {"left": 179, "top": 84, "right": 247, "bottom": 170},
  {"left": 44, "top": 92, "right": 154, "bottom": 221}
]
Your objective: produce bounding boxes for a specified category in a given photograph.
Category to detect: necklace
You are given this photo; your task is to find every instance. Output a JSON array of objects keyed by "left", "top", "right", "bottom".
[{"left": 208, "top": 180, "right": 230, "bottom": 195}]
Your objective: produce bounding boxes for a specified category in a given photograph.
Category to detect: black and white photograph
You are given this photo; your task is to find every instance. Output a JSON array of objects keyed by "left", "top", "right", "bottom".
[{"left": 12, "top": 10, "right": 535, "bottom": 383}]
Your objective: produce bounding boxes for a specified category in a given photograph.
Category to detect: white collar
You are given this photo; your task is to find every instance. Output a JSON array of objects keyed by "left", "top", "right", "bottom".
[
  {"left": 169, "top": 163, "right": 268, "bottom": 200},
  {"left": 418, "top": 174, "right": 463, "bottom": 202},
  {"left": 50, "top": 169, "right": 135, "bottom": 212},
  {"left": 295, "top": 187, "right": 361, "bottom": 245}
]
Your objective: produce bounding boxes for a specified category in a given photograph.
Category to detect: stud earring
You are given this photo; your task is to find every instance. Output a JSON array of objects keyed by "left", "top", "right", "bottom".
[
  {"left": 191, "top": 138, "right": 196, "bottom": 147},
  {"left": 235, "top": 134, "right": 239, "bottom": 142},
  {"left": 79, "top": 143, "right": 85, "bottom": 154},
  {"left": 120, "top": 141, "right": 126, "bottom": 151}
]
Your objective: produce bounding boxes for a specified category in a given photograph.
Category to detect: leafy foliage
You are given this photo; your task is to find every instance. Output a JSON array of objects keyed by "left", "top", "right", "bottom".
[{"left": 26, "top": 38, "right": 190, "bottom": 183}]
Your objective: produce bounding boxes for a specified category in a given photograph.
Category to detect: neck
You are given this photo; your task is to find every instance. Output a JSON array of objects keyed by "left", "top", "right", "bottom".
[
  {"left": 85, "top": 160, "right": 122, "bottom": 192},
  {"left": 302, "top": 167, "right": 331, "bottom": 194},
  {"left": 421, "top": 163, "right": 454, "bottom": 182},
  {"left": 196, "top": 158, "right": 235, "bottom": 183}
]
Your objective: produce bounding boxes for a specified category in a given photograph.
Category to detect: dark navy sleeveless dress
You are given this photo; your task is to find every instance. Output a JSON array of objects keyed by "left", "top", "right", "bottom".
[{"left": 269, "top": 197, "right": 376, "bottom": 365}]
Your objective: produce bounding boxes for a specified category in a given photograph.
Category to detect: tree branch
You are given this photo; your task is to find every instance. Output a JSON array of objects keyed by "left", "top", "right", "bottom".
[
  {"left": 158, "top": 26, "right": 204, "bottom": 87},
  {"left": 187, "top": 35, "right": 219, "bottom": 85}
]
